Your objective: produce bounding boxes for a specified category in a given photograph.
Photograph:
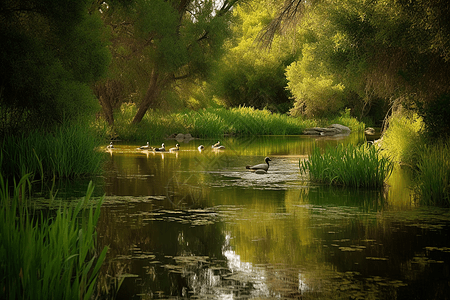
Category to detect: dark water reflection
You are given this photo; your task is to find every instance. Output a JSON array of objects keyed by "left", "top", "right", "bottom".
[{"left": 86, "top": 135, "right": 450, "bottom": 299}]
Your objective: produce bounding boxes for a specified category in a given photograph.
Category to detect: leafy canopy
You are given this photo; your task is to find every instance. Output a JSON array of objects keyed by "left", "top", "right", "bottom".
[{"left": 0, "top": 0, "right": 111, "bottom": 132}]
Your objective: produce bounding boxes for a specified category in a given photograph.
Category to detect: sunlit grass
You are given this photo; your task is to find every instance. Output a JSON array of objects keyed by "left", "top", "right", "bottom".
[
  {"left": 379, "top": 112, "right": 424, "bottom": 166},
  {"left": 0, "top": 174, "right": 107, "bottom": 299},
  {"left": 379, "top": 112, "right": 450, "bottom": 206},
  {"left": 1, "top": 122, "right": 104, "bottom": 180},
  {"left": 111, "top": 104, "right": 365, "bottom": 141},
  {"left": 414, "top": 142, "right": 450, "bottom": 206},
  {"left": 328, "top": 108, "right": 366, "bottom": 133},
  {"left": 300, "top": 144, "right": 393, "bottom": 188}
]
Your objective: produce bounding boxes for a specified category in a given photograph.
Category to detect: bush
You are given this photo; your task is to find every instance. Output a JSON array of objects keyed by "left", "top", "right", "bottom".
[{"left": 379, "top": 112, "right": 424, "bottom": 166}]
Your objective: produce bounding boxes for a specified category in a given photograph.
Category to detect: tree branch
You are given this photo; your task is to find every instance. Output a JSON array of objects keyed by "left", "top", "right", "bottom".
[{"left": 256, "top": 0, "right": 311, "bottom": 49}]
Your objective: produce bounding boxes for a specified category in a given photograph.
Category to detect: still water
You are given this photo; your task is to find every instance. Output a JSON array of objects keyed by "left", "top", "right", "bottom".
[{"left": 89, "top": 135, "right": 450, "bottom": 299}]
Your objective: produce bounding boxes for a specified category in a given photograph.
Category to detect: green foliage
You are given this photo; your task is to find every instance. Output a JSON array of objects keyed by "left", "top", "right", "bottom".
[
  {"left": 300, "top": 144, "right": 393, "bottom": 188},
  {"left": 112, "top": 104, "right": 323, "bottom": 140},
  {"left": 0, "top": 1, "right": 110, "bottom": 132},
  {"left": 99, "top": 0, "right": 235, "bottom": 123},
  {"left": 210, "top": 0, "right": 297, "bottom": 113},
  {"left": 283, "top": 0, "right": 450, "bottom": 135},
  {"left": 286, "top": 65, "right": 346, "bottom": 117},
  {"left": 415, "top": 94, "right": 450, "bottom": 140},
  {"left": 380, "top": 111, "right": 450, "bottom": 206},
  {"left": 210, "top": 106, "right": 314, "bottom": 135},
  {"left": 0, "top": 174, "right": 107, "bottom": 300},
  {"left": 329, "top": 108, "right": 366, "bottom": 133},
  {"left": 0, "top": 122, "right": 105, "bottom": 180},
  {"left": 379, "top": 112, "right": 424, "bottom": 167},
  {"left": 414, "top": 142, "right": 450, "bottom": 206}
]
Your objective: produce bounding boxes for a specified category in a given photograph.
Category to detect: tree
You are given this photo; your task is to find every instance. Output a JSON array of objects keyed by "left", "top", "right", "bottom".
[
  {"left": 210, "top": 0, "right": 300, "bottom": 113},
  {"left": 0, "top": 0, "right": 110, "bottom": 133},
  {"left": 269, "top": 0, "right": 450, "bottom": 127},
  {"left": 96, "top": 0, "right": 238, "bottom": 125}
]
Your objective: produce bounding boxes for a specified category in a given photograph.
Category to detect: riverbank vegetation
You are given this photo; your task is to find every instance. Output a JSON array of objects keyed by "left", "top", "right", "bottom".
[
  {"left": 0, "top": 174, "right": 107, "bottom": 299},
  {"left": 1, "top": 122, "right": 104, "bottom": 180},
  {"left": 1, "top": 0, "right": 449, "bottom": 200},
  {"left": 380, "top": 112, "right": 450, "bottom": 206},
  {"left": 105, "top": 105, "right": 365, "bottom": 142},
  {"left": 300, "top": 144, "right": 393, "bottom": 188}
]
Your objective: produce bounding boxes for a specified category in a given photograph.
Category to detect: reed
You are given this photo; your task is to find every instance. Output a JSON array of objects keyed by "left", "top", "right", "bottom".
[
  {"left": 300, "top": 144, "right": 393, "bottom": 188},
  {"left": 1, "top": 122, "right": 104, "bottom": 180},
  {"left": 414, "top": 142, "right": 450, "bottom": 206},
  {"left": 0, "top": 173, "right": 107, "bottom": 299}
]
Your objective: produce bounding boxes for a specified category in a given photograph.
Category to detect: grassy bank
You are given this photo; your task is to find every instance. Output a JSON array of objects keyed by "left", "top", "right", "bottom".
[
  {"left": 107, "top": 105, "right": 366, "bottom": 142},
  {"left": 0, "top": 174, "right": 107, "bottom": 299},
  {"left": 380, "top": 112, "right": 450, "bottom": 206},
  {"left": 1, "top": 122, "right": 104, "bottom": 180},
  {"left": 300, "top": 144, "right": 393, "bottom": 188}
]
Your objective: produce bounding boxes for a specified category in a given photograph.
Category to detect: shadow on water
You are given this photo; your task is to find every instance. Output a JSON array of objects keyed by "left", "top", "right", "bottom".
[{"left": 50, "top": 134, "right": 450, "bottom": 299}]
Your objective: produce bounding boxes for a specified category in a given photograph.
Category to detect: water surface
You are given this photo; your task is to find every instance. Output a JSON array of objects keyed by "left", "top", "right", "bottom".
[{"left": 88, "top": 135, "right": 450, "bottom": 299}]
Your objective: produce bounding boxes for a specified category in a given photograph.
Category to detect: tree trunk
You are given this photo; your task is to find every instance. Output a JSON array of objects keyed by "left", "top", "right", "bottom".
[
  {"left": 99, "top": 95, "right": 114, "bottom": 126},
  {"left": 132, "top": 69, "right": 171, "bottom": 124},
  {"left": 95, "top": 79, "right": 125, "bottom": 126}
]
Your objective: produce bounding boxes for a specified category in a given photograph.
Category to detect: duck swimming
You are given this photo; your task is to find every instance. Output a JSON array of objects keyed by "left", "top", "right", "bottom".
[
  {"left": 154, "top": 143, "right": 166, "bottom": 152},
  {"left": 198, "top": 145, "right": 205, "bottom": 151},
  {"left": 106, "top": 141, "right": 114, "bottom": 149},
  {"left": 212, "top": 141, "right": 225, "bottom": 150},
  {"left": 246, "top": 157, "right": 271, "bottom": 172},
  {"left": 139, "top": 142, "right": 151, "bottom": 150},
  {"left": 169, "top": 144, "right": 179, "bottom": 151}
]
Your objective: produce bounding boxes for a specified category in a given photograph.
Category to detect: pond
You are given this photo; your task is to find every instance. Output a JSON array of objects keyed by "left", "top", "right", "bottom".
[{"left": 73, "top": 135, "right": 450, "bottom": 299}]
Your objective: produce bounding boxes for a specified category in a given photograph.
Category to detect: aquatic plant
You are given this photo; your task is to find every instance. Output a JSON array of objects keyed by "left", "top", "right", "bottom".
[
  {"left": 0, "top": 173, "right": 107, "bottom": 300},
  {"left": 300, "top": 144, "right": 393, "bottom": 188},
  {"left": 0, "top": 122, "right": 104, "bottom": 179},
  {"left": 414, "top": 142, "right": 450, "bottom": 206}
]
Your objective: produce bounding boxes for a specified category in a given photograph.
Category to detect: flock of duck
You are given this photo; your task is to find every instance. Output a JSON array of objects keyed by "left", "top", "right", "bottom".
[{"left": 106, "top": 140, "right": 272, "bottom": 173}]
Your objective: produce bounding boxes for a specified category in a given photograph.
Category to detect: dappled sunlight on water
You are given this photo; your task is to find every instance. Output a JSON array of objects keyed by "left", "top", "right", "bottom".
[{"left": 70, "top": 135, "right": 450, "bottom": 299}]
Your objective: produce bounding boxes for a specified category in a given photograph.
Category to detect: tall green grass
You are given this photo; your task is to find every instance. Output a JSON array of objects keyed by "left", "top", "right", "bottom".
[
  {"left": 1, "top": 122, "right": 104, "bottom": 180},
  {"left": 300, "top": 144, "right": 393, "bottom": 188},
  {"left": 414, "top": 142, "right": 450, "bottom": 206},
  {"left": 112, "top": 104, "right": 365, "bottom": 141},
  {"left": 0, "top": 174, "right": 107, "bottom": 299}
]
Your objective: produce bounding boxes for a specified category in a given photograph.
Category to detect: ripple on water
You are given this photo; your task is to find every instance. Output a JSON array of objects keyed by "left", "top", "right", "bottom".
[{"left": 205, "top": 158, "right": 308, "bottom": 190}]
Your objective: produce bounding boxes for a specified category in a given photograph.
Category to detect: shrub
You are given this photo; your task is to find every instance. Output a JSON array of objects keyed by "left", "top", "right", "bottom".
[{"left": 379, "top": 112, "right": 424, "bottom": 167}]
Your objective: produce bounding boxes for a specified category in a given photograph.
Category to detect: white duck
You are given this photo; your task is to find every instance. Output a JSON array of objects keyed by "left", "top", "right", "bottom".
[
  {"left": 139, "top": 142, "right": 152, "bottom": 150},
  {"left": 212, "top": 141, "right": 225, "bottom": 150},
  {"left": 169, "top": 144, "right": 179, "bottom": 151},
  {"left": 154, "top": 143, "right": 166, "bottom": 152}
]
